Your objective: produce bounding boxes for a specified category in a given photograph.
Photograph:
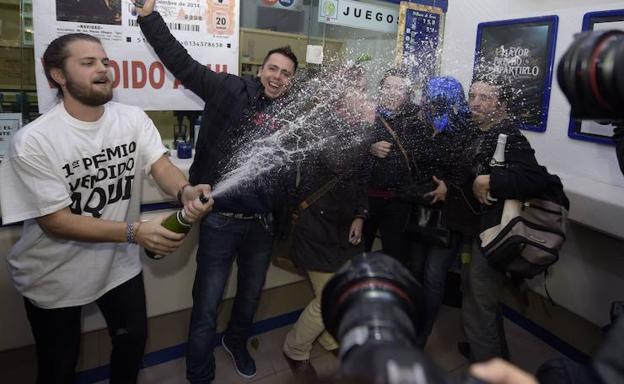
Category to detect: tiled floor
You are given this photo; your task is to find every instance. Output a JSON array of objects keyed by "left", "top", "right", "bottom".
[{"left": 94, "top": 305, "right": 566, "bottom": 384}]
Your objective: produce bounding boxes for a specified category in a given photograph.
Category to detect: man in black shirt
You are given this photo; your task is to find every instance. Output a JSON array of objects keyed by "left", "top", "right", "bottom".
[
  {"left": 463, "top": 76, "right": 568, "bottom": 362},
  {"left": 136, "top": 1, "right": 298, "bottom": 382}
]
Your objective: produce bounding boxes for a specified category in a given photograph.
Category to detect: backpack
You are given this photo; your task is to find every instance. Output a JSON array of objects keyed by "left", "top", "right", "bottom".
[{"left": 479, "top": 198, "right": 568, "bottom": 278}]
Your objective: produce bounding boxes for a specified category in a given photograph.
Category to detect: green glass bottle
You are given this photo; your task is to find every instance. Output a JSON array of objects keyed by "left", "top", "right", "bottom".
[
  {"left": 145, "top": 210, "right": 192, "bottom": 260},
  {"left": 145, "top": 193, "right": 209, "bottom": 260}
]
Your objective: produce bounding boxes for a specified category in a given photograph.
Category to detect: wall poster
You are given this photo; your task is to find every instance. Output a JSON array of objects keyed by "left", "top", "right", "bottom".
[
  {"left": 395, "top": 1, "right": 445, "bottom": 84},
  {"left": 474, "top": 16, "right": 559, "bottom": 132},
  {"left": 0, "top": 113, "right": 22, "bottom": 163},
  {"left": 33, "top": 0, "right": 240, "bottom": 112}
]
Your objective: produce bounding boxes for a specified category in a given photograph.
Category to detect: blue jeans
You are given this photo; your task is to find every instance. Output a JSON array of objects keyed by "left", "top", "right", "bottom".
[
  {"left": 186, "top": 213, "right": 273, "bottom": 384},
  {"left": 410, "top": 238, "right": 459, "bottom": 347}
]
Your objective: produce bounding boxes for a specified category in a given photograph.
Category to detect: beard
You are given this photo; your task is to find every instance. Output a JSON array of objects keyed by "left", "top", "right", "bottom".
[{"left": 64, "top": 74, "right": 113, "bottom": 106}]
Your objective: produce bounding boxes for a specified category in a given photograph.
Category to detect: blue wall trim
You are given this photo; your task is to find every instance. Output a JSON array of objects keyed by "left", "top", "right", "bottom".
[
  {"left": 75, "top": 303, "right": 592, "bottom": 384},
  {"left": 140, "top": 201, "right": 178, "bottom": 212},
  {"left": 502, "top": 305, "right": 591, "bottom": 364},
  {"left": 75, "top": 309, "right": 304, "bottom": 384}
]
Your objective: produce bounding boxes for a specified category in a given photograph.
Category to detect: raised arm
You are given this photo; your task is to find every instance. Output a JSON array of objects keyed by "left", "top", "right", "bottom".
[{"left": 135, "top": 0, "right": 228, "bottom": 101}]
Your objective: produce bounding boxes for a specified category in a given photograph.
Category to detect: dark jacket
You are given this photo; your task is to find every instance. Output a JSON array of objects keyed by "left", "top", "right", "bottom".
[
  {"left": 410, "top": 117, "right": 480, "bottom": 236},
  {"left": 472, "top": 119, "right": 570, "bottom": 232},
  {"left": 367, "top": 106, "right": 420, "bottom": 192},
  {"left": 138, "top": 12, "right": 277, "bottom": 214},
  {"left": 292, "top": 116, "right": 370, "bottom": 273}
]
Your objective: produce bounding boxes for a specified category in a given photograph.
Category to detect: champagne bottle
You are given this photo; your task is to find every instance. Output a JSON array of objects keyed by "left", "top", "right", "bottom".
[
  {"left": 145, "top": 193, "right": 209, "bottom": 260},
  {"left": 489, "top": 133, "right": 508, "bottom": 167},
  {"left": 486, "top": 133, "right": 507, "bottom": 202}
]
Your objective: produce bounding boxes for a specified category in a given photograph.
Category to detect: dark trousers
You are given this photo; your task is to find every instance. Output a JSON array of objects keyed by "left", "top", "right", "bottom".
[
  {"left": 363, "top": 197, "right": 410, "bottom": 263},
  {"left": 461, "top": 239, "right": 509, "bottom": 362},
  {"left": 186, "top": 213, "right": 273, "bottom": 384},
  {"left": 410, "top": 237, "right": 460, "bottom": 347},
  {"left": 24, "top": 272, "right": 147, "bottom": 384}
]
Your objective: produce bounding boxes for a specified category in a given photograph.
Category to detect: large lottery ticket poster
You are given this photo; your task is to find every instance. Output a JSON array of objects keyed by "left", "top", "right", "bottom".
[{"left": 33, "top": 0, "right": 240, "bottom": 112}]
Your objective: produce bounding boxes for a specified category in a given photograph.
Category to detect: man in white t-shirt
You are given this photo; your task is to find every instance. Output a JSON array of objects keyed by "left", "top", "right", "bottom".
[{"left": 0, "top": 33, "right": 213, "bottom": 384}]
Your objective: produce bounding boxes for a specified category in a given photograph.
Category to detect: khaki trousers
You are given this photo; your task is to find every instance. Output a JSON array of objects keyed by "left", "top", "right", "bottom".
[{"left": 283, "top": 270, "right": 338, "bottom": 360}]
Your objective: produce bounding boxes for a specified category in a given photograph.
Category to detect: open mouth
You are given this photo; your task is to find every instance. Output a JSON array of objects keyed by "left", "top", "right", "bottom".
[
  {"left": 93, "top": 78, "right": 110, "bottom": 85},
  {"left": 267, "top": 81, "right": 282, "bottom": 92}
]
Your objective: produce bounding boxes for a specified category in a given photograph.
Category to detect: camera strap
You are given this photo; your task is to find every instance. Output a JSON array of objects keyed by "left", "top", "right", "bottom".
[
  {"left": 292, "top": 176, "right": 339, "bottom": 223},
  {"left": 379, "top": 116, "right": 417, "bottom": 182}
]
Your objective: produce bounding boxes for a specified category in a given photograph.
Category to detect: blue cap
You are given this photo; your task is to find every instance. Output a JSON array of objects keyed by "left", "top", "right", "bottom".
[{"left": 423, "top": 76, "right": 470, "bottom": 132}]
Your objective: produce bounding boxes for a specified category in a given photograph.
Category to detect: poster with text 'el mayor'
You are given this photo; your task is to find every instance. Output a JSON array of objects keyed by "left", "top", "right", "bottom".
[
  {"left": 33, "top": 0, "right": 240, "bottom": 112},
  {"left": 474, "top": 16, "right": 558, "bottom": 132}
]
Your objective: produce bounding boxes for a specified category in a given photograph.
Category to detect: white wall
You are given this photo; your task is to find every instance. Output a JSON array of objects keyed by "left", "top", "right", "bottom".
[{"left": 441, "top": 0, "right": 624, "bottom": 326}]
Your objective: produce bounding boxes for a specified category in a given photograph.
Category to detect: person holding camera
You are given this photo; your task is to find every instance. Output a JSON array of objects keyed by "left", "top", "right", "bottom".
[{"left": 462, "top": 74, "right": 569, "bottom": 363}]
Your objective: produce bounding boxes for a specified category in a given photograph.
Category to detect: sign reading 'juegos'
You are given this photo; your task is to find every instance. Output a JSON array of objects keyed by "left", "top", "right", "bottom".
[{"left": 318, "top": 0, "right": 399, "bottom": 34}]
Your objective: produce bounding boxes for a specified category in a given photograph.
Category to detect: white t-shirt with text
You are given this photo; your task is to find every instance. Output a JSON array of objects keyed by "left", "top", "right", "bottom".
[{"left": 0, "top": 101, "right": 167, "bottom": 309}]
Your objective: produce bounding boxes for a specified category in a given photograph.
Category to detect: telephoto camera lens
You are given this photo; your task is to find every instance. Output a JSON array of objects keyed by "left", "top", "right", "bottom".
[
  {"left": 321, "top": 252, "right": 447, "bottom": 384},
  {"left": 558, "top": 30, "right": 624, "bottom": 120}
]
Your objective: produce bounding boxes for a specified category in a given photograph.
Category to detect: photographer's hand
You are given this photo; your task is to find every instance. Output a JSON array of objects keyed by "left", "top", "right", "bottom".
[{"left": 470, "top": 358, "right": 538, "bottom": 384}]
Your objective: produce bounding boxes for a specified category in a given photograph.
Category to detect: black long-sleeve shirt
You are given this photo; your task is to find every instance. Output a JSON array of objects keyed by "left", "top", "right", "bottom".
[{"left": 139, "top": 12, "right": 278, "bottom": 214}]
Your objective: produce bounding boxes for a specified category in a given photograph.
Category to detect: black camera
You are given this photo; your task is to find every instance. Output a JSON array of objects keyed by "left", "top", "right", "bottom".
[
  {"left": 557, "top": 30, "right": 624, "bottom": 121},
  {"left": 558, "top": 29, "right": 624, "bottom": 175},
  {"left": 321, "top": 252, "right": 484, "bottom": 384}
]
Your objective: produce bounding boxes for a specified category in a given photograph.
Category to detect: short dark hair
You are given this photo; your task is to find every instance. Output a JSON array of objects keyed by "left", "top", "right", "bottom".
[
  {"left": 379, "top": 68, "right": 409, "bottom": 88},
  {"left": 262, "top": 45, "right": 298, "bottom": 72},
  {"left": 471, "top": 72, "right": 513, "bottom": 106},
  {"left": 43, "top": 33, "right": 101, "bottom": 97}
]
